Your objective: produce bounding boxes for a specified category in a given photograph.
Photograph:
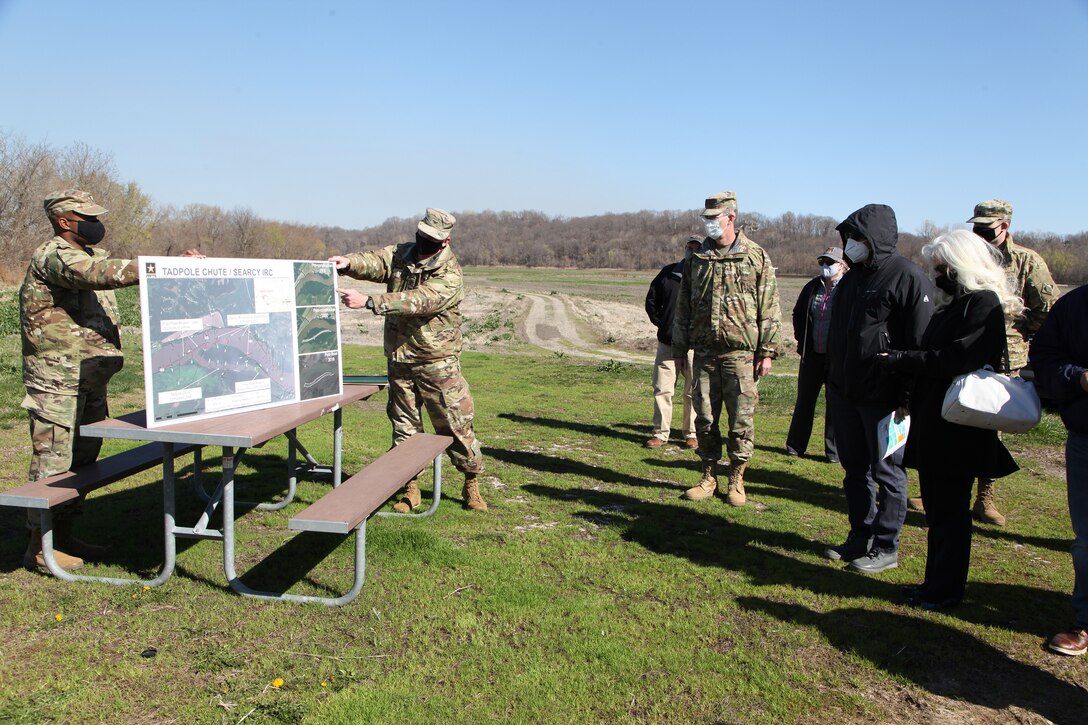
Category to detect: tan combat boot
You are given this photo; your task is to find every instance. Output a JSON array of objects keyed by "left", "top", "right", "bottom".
[
  {"left": 683, "top": 460, "right": 718, "bottom": 501},
  {"left": 393, "top": 478, "right": 422, "bottom": 513},
  {"left": 23, "top": 530, "right": 83, "bottom": 573},
  {"left": 463, "top": 473, "right": 488, "bottom": 511},
  {"left": 725, "top": 461, "right": 747, "bottom": 506},
  {"left": 972, "top": 478, "right": 1006, "bottom": 526}
]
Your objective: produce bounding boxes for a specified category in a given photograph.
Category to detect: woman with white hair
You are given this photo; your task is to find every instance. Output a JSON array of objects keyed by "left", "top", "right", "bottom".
[{"left": 878, "top": 229, "right": 1026, "bottom": 610}]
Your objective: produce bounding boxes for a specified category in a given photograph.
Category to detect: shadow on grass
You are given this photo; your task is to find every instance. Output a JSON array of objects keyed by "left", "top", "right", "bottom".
[
  {"left": 522, "top": 477, "right": 1072, "bottom": 638},
  {"left": 497, "top": 413, "right": 645, "bottom": 445},
  {"left": 738, "top": 596, "right": 1088, "bottom": 722},
  {"left": 484, "top": 446, "right": 656, "bottom": 488}
]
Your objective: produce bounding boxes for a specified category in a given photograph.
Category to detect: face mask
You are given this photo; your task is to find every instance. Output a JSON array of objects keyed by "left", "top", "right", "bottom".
[
  {"left": 415, "top": 231, "right": 444, "bottom": 257},
  {"left": 684, "top": 247, "right": 695, "bottom": 261},
  {"left": 820, "top": 263, "right": 838, "bottom": 279},
  {"left": 844, "top": 239, "right": 870, "bottom": 265},
  {"left": 703, "top": 218, "right": 723, "bottom": 240},
  {"left": 75, "top": 219, "right": 106, "bottom": 245},
  {"left": 934, "top": 273, "right": 959, "bottom": 295},
  {"left": 973, "top": 225, "right": 1000, "bottom": 244}
]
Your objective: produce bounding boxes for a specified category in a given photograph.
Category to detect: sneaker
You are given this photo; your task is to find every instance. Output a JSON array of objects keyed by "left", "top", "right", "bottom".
[
  {"left": 684, "top": 437, "right": 698, "bottom": 450},
  {"left": 823, "top": 532, "right": 871, "bottom": 562},
  {"left": 1049, "top": 629, "right": 1088, "bottom": 656},
  {"left": 848, "top": 547, "right": 898, "bottom": 574},
  {"left": 644, "top": 437, "right": 665, "bottom": 449}
]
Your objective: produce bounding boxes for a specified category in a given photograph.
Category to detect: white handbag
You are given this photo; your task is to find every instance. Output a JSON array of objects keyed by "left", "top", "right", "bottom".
[{"left": 941, "top": 365, "right": 1041, "bottom": 433}]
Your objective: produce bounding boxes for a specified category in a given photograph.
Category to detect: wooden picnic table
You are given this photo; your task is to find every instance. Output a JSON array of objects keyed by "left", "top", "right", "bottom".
[{"left": 75, "top": 384, "right": 383, "bottom": 603}]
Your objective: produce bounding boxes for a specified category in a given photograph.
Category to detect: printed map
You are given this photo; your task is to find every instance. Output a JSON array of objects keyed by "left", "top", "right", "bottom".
[{"left": 139, "top": 257, "right": 343, "bottom": 427}]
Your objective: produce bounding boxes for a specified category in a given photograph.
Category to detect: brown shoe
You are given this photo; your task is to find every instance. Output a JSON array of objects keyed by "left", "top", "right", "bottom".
[
  {"left": 684, "top": 437, "right": 698, "bottom": 450},
  {"left": 1049, "top": 629, "right": 1088, "bottom": 656},
  {"left": 907, "top": 497, "right": 925, "bottom": 512},
  {"left": 644, "top": 437, "right": 665, "bottom": 449},
  {"left": 392, "top": 478, "right": 422, "bottom": 513}
]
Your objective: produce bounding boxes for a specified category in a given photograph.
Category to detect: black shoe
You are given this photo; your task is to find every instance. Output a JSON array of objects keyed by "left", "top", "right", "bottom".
[
  {"left": 903, "top": 584, "right": 926, "bottom": 605},
  {"left": 785, "top": 447, "right": 800, "bottom": 457},
  {"left": 826, "top": 455, "right": 840, "bottom": 464},
  {"left": 911, "top": 596, "right": 960, "bottom": 612},
  {"left": 848, "top": 547, "right": 898, "bottom": 574},
  {"left": 824, "top": 532, "right": 872, "bottom": 562}
]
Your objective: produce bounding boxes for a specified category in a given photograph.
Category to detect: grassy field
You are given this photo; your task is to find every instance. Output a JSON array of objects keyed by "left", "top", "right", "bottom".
[{"left": 0, "top": 271, "right": 1086, "bottom": 723}]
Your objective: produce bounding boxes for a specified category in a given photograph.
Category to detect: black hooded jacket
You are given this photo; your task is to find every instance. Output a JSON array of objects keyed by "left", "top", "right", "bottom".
[{"left": 826, "top": 204, "right": 935, "bottom": 406}]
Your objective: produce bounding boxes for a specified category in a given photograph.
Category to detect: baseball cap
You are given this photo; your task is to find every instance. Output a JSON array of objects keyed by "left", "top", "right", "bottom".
[
  {"left": 967, "top": 199, "right": 1012, "bottom": 225},
  {"left": 43, "top": 189, "right": 108, "bottom": 217},
  {"left": 701, "top": 191, "right": 738, "bottom": 219},
  {"left": 817, "top": 246, "right": 844, "bottom": 263}
]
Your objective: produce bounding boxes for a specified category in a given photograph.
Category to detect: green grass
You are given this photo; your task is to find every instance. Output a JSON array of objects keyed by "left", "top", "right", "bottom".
[{"left": 0, "top": 306, "right": 1085, "bottom": 721}]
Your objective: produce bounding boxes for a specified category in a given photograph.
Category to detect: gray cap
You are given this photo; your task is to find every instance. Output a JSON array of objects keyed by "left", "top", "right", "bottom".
[{"left": 817, "top": 246, "right": 844, "bottom": 263}]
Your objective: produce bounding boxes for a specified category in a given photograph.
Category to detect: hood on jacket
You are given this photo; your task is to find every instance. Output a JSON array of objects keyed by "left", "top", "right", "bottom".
[{"left": 835, "top": 204, "right": 898, "bottom": 268}]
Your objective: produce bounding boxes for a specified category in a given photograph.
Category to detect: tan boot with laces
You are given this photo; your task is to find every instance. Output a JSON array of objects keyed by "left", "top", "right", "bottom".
[
  {"left": 392, "top": 478, "right": 422, "bottom": 513},
  {"left": 23, "top": 530, "right": 83, "bottom": 573},
  {"left": 973, "top": 478, "right": 1005, "bottom": 526},
  {"left": 683, "top": 460, "right": 718, "bottom": 501},
  {"left": 725, "top": 461, "right": 747, "bottom": 506},
  {"left": 463, "top": 473, "right": 488, "bottom": 511}
]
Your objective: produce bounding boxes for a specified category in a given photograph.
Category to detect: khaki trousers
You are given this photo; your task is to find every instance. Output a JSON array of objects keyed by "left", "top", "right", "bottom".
[{"left": 651, "top": 342, "right": 695, "bottom": 441}]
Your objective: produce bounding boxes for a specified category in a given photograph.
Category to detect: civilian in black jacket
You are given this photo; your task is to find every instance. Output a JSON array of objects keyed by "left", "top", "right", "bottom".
[
  {"left": 1030, "top": 283, "right": 1088, "bottom": 656},
  {"left": 879, "top": 230, "right": 1022, "bottom": 610},
  {"left": 823, "top": 204, "right": 935, "bottom": 574},
  {"left": 786, "top": 246, "right": 846, "bottom": 462},
  {"left": 643, "top": 236, "right": 702, "bottom": 449}
]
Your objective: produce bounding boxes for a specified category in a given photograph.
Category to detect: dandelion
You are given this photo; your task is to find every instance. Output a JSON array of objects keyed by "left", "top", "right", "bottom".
[
  {"left": 54, "top": 613, "right": 63, "bottom": 622},
  {"left": 131, "top": 594, "right": 138, "bottom": 599},
  {"left": 320, "top": 682, "right": 327, "bottom": 687},
  {"left": 272, "top": 678, "right": 284, "bottom": 689},
  {"left": 142, "top": 586, "right": 150, "bottom": 591}
]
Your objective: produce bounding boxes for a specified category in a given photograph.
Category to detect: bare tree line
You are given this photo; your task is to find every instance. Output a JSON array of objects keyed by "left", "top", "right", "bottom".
[{"left": 2, "top": 133, "right": 1085, "bottom": 283}]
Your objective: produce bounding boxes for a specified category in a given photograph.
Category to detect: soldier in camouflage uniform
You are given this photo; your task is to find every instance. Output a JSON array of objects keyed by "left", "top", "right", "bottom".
[
  {"left": 672, "top": 192, "right": 782, "bottom": 506},
  {"left": 331, "top": 208, "right": 487, "bottom": 512},
  {"left": 19, "top": 190, "right": 203, "bottom": 573},
  {"left": 968, "top": 199, "right": 1059, "bottom": 525}
]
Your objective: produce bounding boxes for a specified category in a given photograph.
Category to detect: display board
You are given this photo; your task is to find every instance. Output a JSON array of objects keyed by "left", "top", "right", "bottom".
[{"left": 138, "top": 257, "right": 343, "bottom": 427}]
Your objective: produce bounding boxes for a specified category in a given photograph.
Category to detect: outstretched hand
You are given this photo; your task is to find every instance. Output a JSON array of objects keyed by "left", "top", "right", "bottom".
[
  {"left": 328, "top": 255, "right": 350, "bottom": 270},
  {"left": 338, "top": 288, "right": 369, "bottom": 309}
]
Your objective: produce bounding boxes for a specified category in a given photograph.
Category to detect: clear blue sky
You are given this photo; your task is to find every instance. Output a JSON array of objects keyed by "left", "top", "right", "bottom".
[{"left": 2, "top": 0, "right": 1086, "bottom": 235}]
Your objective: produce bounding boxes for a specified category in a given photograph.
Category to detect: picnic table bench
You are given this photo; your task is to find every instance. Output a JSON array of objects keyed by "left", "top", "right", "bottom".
[
  {"left": 0, "top": 442, "right": 202, "bottom": 582},
  {"left": 231, "top": 432, "right": 454, "bottom": 606}
]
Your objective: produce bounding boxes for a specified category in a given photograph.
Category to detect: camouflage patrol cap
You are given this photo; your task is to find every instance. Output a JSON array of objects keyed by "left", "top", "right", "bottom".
[
  {"left": 967, "top": 199, "right": 1012, "bottom": 225},
  {"left": 701, "top": 191, "right": 738, "bottom": 218},
  {"left": 417, "top": 207, "right": 456, "bottom": 241},
  {"left": 685, "top": 234, "right": 703, "bottom": 245},
  {"left": 43, "top": 189, "right": 108, "bottom": 217}
]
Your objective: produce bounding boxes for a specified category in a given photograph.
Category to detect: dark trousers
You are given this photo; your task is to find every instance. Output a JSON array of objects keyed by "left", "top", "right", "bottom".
[
  {"left": 827, "top": 387, "right": 907, "bottom": 552},
  {"left": 786, "top": 352, "right": 837, "bottom": 459},
  {"left": 919, "top": 467, "right": 974, "bottom": 603}
]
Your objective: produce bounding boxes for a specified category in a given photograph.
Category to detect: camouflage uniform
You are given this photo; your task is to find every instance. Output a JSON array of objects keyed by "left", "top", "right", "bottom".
[
  {"left": 967, "top": 200, "right": 1059, "bottom": 371},
  {"left": 997, "top": 235, "right": 1058, "bottom": 370},
  {"left": 673, "top": 206, "right": 782, "bottom": 465},
  {"left": 339, "top": 235, "right": 484, "bottom": 474},
  {"left": 21, "top": 235, "right": 138, "bottom": 481}
]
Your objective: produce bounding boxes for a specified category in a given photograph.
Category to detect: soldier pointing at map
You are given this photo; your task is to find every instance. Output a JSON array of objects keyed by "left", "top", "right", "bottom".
[
  {"left": 330, "top": 207, "right": 488, "bottom": 512},
  {"left": 19, "top": 190, "right": 203, "bottom": 572}
]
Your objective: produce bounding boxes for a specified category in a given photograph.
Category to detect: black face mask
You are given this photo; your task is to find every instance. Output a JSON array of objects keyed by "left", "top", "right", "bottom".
[
  {"left": 934, "top": 270, "right": 960, "bottom": 295},
  {"left": 75, "top": 219, "right": 106, "bottom": 245},
  {"left": 973, "top": 225, "right": 999, "bottom": 244},
  {"left": 415, "top": 231, "right": 444, "bottom": 257}
]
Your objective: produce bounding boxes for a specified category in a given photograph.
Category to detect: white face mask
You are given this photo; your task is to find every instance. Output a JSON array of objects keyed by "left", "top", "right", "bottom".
[
  {"left": 820, "top": 263, "right": 839, "bottom": 279},
  {"left": 703, "top": 218, "right": 723, "bottom": 240},
  {"left": 844, "top": 239, "right": 870, "bottom": 265}
]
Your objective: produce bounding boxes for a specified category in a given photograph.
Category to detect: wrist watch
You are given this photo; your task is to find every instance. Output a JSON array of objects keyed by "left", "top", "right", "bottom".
[{"left": 365, "top": 297, "right": 375, "bottom": 311}]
